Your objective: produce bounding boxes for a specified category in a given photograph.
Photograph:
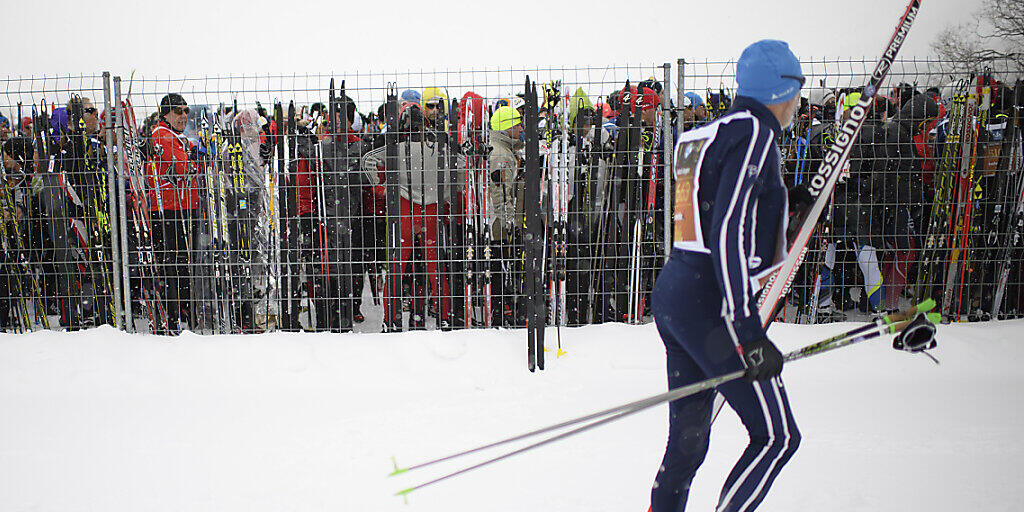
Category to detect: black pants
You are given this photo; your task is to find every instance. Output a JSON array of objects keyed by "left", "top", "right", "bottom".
[
  {"left": 489, "top": 239, "right": 522, "bottom": 326},
  {"left": 352, "top": 214, "right": 387, "bottom": 314},
  {"left": 152, "top": 210, "right": 197, "bottom": 330},
  {"left": 296, "top": 213, "right": 354, "bottom": 332}
]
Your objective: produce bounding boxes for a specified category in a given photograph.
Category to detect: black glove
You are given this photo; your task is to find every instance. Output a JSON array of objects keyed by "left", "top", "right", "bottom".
[
  {"left": 893, "top": 313, "right": 937, "bottom": 352},
  {"left": 741, "top": 337, "right": 784, "bottom": 382},
  {"left": 787, "top": 184, "right": 813, "bottom": 217}
]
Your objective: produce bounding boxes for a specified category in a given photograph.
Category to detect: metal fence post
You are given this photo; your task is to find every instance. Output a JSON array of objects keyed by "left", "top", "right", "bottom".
[
  {"left": 676, "top": 58, "right": 685, "bottom": 139},
  {"left": 113, "top": 76, "right": 134, "bottom": 332},
  {"left": 102, "top": 72, "right": 124, "bottom": 330},
  {"left": 662, "top": 62, "right": 673, "bottom": 261}
]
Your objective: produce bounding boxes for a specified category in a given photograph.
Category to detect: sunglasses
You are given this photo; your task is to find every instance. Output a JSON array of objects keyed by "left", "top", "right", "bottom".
[
  {"left": 424, "top": 102, "right": 440, "bottom": 110},
  {"left": 83, "top": 107, "right": 98, "bottom": 114},
  {"left": 172, "top": 106, "right": 191, "bottom": 115},
  {"left": 782, "top": 75, "right": 806, "bottom": 88}
]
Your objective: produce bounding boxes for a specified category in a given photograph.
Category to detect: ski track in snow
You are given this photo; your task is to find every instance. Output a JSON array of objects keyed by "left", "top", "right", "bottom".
[{"left": 0, "top": 320, "right": 1021, "bottom": 512}]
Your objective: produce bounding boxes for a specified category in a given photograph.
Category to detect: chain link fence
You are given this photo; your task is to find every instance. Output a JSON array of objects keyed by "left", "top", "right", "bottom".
[{"left": 0, "top": 58, "right": 1021, "bottom": 333}]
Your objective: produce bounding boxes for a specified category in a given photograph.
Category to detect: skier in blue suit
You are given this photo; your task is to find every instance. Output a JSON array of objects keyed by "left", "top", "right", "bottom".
[{"left": 651, "top": 39, "right": 805, "bottom": 512}]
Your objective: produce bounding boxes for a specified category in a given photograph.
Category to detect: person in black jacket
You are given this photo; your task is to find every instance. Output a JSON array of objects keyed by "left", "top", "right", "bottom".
[
  {"left": 297, "top": 94, "right": 369, "bottom": 332},
  {"left": 880, "top": 93, "right": 939, "bottom": 311}
]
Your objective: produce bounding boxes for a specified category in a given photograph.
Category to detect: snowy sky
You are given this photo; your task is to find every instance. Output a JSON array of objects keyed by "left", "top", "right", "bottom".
[{"left": 6, "top": 0, "right": 981, "bottom": 76}]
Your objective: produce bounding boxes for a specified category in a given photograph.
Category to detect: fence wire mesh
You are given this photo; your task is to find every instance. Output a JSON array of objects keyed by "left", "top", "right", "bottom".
[
  {"left": 1, "top": 58, "right": 1021, "bottom": 334},
  {"left": 682, "top": 57, "right": 1024, "bottom": 324}
]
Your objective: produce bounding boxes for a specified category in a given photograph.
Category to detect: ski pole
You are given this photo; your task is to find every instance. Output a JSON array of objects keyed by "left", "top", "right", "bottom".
[
  {"left": 391, "top": 300, "right": 938, "bottom": 497},
  {"left": 392, "top": 312, "right": 932, "bottom": 499}
]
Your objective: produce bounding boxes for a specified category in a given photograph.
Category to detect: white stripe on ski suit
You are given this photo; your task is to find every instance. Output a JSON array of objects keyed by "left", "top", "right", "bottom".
[
  {"left": 739, "top": 379, "right": 793, "bottom": 512},
  {"left": 737, "top": 138, "right": 773, "bottom": 319},
  {"left": 718, "top": 115, "right": 761, "bottom": 321},
  {"left": 717, "top": 321, "right": 781, "bottom": 512}
]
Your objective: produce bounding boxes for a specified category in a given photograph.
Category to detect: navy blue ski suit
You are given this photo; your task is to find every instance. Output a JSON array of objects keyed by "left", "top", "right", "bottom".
[{"left": 651, "top": 96, "right": 800, "bottom": 512}]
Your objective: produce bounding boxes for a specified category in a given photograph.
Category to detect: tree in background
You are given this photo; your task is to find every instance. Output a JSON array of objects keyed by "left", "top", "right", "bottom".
[{"left": 932, "top": 0, "right": 1024, "bottom": 73}]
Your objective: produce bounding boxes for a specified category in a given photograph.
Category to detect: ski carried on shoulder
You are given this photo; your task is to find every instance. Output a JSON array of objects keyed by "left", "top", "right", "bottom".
[{"left": 755, "top": 0, "right": 923, "bottom": 327}]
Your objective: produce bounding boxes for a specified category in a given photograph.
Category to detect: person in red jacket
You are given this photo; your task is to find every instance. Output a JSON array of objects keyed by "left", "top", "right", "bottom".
[{"left": 148, "top": 93, "right": 201, "bottom": 332}]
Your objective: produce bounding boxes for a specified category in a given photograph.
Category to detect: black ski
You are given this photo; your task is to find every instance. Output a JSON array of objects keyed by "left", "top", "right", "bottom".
[
  {"left": 523, "top": 77, "right": 545, "bottom": 371},
  {"left": 382, "top": 86, "right": 403, "bottom": 331}
]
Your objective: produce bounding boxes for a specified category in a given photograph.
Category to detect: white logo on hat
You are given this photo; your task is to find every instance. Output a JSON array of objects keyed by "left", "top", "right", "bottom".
[{"left": 771, "top": 86, "right": 795, "bottom": 101}]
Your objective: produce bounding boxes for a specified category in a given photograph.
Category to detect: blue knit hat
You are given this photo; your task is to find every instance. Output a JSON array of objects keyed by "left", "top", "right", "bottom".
[
  {"left": 683, "top": 92, "right": 704, "bottom": 107},
  {"left": 736, "top": 39, "right": 804, "bottom": 105},
  {"left": 400, "top": 89, "right": 421, "bottom": 105}
]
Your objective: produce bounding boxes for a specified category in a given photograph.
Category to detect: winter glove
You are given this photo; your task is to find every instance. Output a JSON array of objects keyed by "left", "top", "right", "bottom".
[
  {"left": 741, "top": 337, "right": 784, "bottom": 383},
  {"left": 893, "top": 313, "right": 937, "bottom": 352}
]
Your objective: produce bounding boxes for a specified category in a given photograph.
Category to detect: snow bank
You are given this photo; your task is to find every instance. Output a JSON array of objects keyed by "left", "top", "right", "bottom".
[{"left": 1, "top": 320, "right": 1020, "bottom": 511}]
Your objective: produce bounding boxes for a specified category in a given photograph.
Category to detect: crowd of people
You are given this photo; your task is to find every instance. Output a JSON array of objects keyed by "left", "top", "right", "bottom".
[
  {"left": 1, "top": 67, "right": 1022, "bottom": 333},
  {"left": 784, "top": 75, "right": 1023, "bottom": 322}
]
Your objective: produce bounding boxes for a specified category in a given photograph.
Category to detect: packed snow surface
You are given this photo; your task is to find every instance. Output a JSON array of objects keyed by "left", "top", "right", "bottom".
[{"left": 1, "top": 320, "right": 1021, "bottom": 511}]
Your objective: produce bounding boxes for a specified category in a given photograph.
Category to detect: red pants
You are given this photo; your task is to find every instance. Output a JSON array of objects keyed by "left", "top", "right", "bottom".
[
  {"left": 387, "top": 199, "right": 450, "bottom": 321},
  {"left": 884, "top": 239, "right": 918, "bottom": 311}
]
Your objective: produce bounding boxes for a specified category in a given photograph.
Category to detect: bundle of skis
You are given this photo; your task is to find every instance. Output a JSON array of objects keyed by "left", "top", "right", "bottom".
[
  {"left": 1, "top": 97, "right": 121, "bottom": 332},
  {"left": 912, "top": 74, "right": 1024, "bottom": 321}
]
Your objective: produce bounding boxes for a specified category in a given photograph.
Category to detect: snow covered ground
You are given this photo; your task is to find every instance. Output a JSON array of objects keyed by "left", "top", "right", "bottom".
[{"left": 1, "top": 319, "right": 1021, "bottom": 512}]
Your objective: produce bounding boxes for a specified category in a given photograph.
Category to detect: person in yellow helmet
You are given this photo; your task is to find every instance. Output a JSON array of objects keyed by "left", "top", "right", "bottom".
[
  {"left": 841, "top": 91, "right": 862, "bottom": 121},
  {"left": 487, "top": 105, "right": 524, "bottom": 325},
  {"left": 421, "top": 87, "right": 449, "bottom": 129},
  {"left": 489, "top": 105, "right": 521, "bottom": 132}
]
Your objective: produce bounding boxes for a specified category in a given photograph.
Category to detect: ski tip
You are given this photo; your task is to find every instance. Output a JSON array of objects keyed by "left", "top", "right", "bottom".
[
  {"left": 556, "top": 349, "right": 567, "bottom": 358},
  {"left": 916, "top": 298, "right": 937, "bottom": 313},
  {"left": 926, "top": 312, "right": 942, "bottom": 324}
]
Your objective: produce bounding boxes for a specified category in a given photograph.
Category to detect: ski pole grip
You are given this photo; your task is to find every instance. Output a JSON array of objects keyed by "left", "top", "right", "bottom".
[
  {"left": 891, "top": 311, "right": 939, "bottom": 334},
  {"left": 886, "top": 298, "right": 938, "bottom": 325},
  {"left": 889, "top": 318, "right": 914, "bottom": 334}
]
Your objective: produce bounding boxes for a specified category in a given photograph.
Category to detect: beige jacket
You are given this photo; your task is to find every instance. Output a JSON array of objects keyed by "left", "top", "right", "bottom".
[{"left": 487, "top": 129, "right": 523, "bottom": 241}]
